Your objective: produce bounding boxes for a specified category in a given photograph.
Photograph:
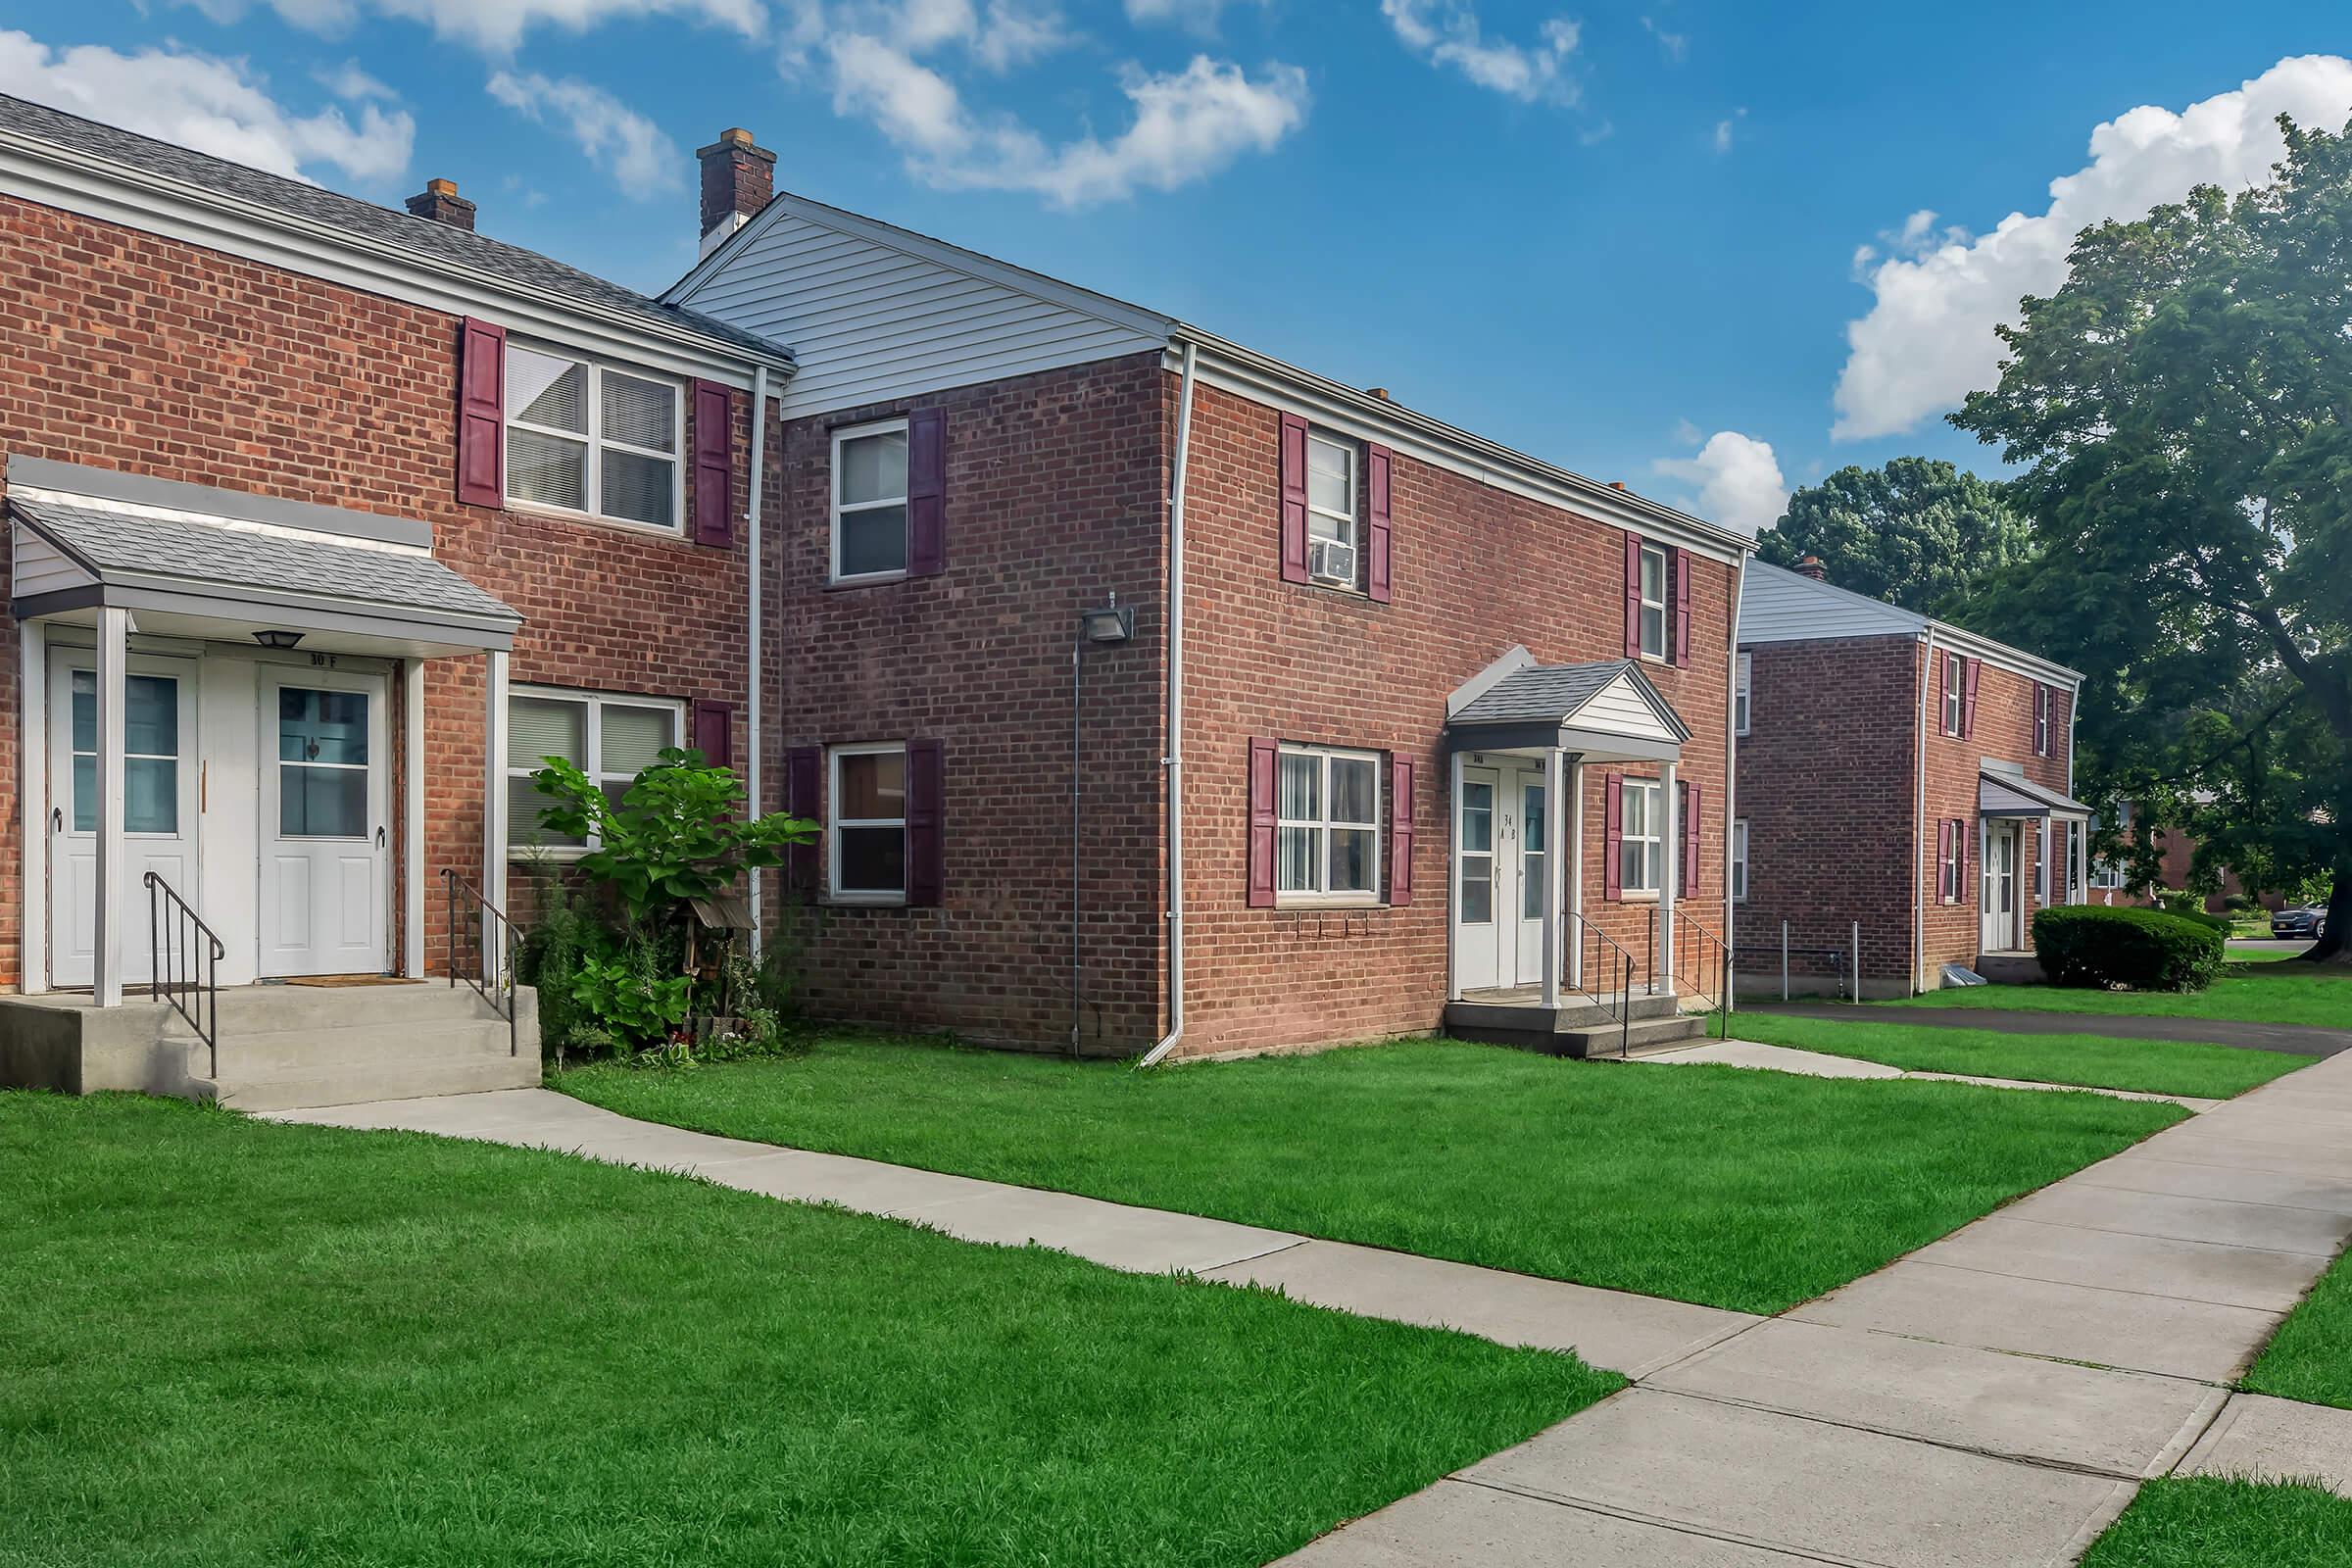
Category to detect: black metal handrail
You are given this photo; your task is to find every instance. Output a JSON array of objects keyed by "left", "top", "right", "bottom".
[
  {"left": 145, "top": 871, "right": 224, "bottom": 1079},
  {"left": 443, "top": 868, "right": 520, "bottom": 1056},
  {"left": 1675, "top": 907, "right": 1736, "bottom": 1034},
  {"left": 1564, "top": 909, "right": 1642, "bottom": 1058}
]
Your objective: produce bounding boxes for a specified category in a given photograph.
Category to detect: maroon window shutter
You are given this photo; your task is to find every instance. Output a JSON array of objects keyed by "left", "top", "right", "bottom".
[
  {"left": 906, "top": 407, "right": 947, "bottom": 576},
  {"left": 1673, "top": 547, "right": 1692, "bottom": 664},
  {"left": 456, "top": 318, "right": 506, "bottom": 508},
  {"left": 1278, "top": 414, "right": 1309, "bottom": 584},
  {"left": 786, "top": 746, "right": 821, "bottom": 892},
  {"left": 1682, "top": 781, "right": 1701, "bottom": 895},
  {"left": 1365, "top": 442, "right": 1394, "bottom": 603},
  {"left": 906, "top": 737, "right": 945, "bottom": 906},
  {"left": 1963, "top": 656, "right": 1981, "bottom": 738},
  {"left": 1603, "top": 774, "right": 1625, "bottom": 900},
  {"left": 1623, "top": 536, "right": 1643, "bottom": 658},
  {"left": 691, "top": 380, "right": 734, "bottom": 547},
  {"left": 1388, "top": 755, "right": 1413, "bottom": 905},
  {"left": 1247, "top": 737, "right": 1278, "bottom": 906},
  {"left": 691, "top": 699, "right": 732, "bottom": 768}
]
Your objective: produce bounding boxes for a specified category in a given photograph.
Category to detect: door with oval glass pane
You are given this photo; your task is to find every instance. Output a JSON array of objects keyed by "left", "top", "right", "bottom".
[
  {"left": 47, "top": 655, "right": 198, "bottom": 988},
  {"left": 259, "top": 671, "right": 387, "bottom": 976}
]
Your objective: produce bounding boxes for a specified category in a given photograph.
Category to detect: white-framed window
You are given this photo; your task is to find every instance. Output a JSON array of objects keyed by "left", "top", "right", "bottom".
[
  {"left": 1731, "top": 817, "right": 1748, "bottom": 902},
  {"left": 2034, "top": 685, "right": 2052, "bottom": 757},
  {"left": 1735, "top": 651, "right": 1752, "bottom": 736},
  {"left": 508, "top": 687, "right": 683, "bottom": 856},
  {"left": 1276, "top": 744, "right": 1381, "bottom": 901},
  {"left": 504, "top": 342, "right": 682, "bottom": 530},
  {"left": 2089, "top": 859, "right": 2128, "bottom": 892},
  {"left": 1620, "top": 778, "right": 1663, "bottom": 895},
  {"left": 1639, "top": 543, "right": 1669, "bottom": 660},
  {"left": 830, "top": 742, "right": 907, "bottom": 901},
  {"left": 832, "top": 418, "right": 910, "bottom": 582},
  {"left": 1304, "top": 431, "right": 1358, "bottom": 586},
  {"left": 1942, "top": 654, "right": 1966, "bottom": 736}
]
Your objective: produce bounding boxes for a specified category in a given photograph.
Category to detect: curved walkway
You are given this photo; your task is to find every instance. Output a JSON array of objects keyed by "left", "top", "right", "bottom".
[{"left": 1756, "top": 1001, "right": 2352, "bottom": 1057}]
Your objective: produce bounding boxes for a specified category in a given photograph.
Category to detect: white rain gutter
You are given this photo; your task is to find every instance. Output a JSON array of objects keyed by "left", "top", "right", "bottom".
[
  {"left": 747, "top": 364, "right": 768, "bottom": 952},
  {"left": 1137, "top": 340, "right": 1199, "bottom": 1068},
  {"left": 1913, "top": 626, "right": 1936, "bottom": 993}
]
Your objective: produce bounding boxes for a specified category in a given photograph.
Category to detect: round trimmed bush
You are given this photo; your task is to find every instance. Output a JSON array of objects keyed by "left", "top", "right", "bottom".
[{"left": 2033, "top": 905, "right": 2226, "bottom": 992}]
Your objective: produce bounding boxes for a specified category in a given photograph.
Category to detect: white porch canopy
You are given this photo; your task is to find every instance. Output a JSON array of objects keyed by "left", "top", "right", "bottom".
[
  {"left": 9, "top": 457, "right": 523, "bottom": 1006},
  {"left": 1980, "top": 765, "right": 2095, "bottom": 913}
]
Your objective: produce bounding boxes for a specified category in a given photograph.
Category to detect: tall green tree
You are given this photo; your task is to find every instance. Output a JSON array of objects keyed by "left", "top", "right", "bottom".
[
  {"left": 1758, "top": 457, "right": 2034, "bottom": 616},
  {"left": 1952, "top": 117, "right": 2352, "bottom": 962}
]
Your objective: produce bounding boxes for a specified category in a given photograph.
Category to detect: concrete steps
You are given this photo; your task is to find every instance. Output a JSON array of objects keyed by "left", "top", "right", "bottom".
[
  {"left": 1445, "top": 991, "right": 1712, "bottom": 1057},
  {"left": 170, "top": 981, "right": 539, "bottom": 1110}
]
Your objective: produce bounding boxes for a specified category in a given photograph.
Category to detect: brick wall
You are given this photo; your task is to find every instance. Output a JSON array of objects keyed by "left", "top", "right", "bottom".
[
  {"left": 1736, "top": 636, "right": 1918, "bottom": 992},
  {"left": 0, "top": 193, "right": 756, "bottom": 990},
  {"left": 764, "top": 352, "right": 1168, "bottom": 1053},
  {"left": 1177, "top": 379, "right": 1737, "bottom": 1056},
  {"left": 1920, "top": 649, "right": 2074, "bottom": 977}
]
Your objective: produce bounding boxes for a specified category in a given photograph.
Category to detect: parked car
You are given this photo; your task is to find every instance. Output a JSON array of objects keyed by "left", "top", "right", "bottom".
[{"left": 2272, "top": 905, "right": 2329, "bottom": 939}]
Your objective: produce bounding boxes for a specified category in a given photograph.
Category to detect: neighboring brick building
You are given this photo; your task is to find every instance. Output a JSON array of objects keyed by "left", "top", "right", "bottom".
[
  {"left": 670, "top": 140, "right": 1750, "bottom": 1058},
  {"left": 1736, "top": 560, "right": 2087, "bottom": 996},
  {"left": 0, "top": 97, "right": 788, "bottom": 1071}
]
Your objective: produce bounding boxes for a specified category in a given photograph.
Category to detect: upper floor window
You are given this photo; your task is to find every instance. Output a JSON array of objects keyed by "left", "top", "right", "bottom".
[
  {"left": 504, "top": 344, "right": 681, "bottom": 529},
  {"left": 1942, "top": 653, "right": 1967, "bottom": 736},
  {"left": 1638, "top": 543, "right": 1669, "bottom": 660},
  {"left": 508, "top": 687, "right": 681, "bottom": 856},
  {"left": 1277, "top": 744, "right": 1381, "bottom": 901},
  {"left": 1735, "top": 651, "right": 1752, "bottom": 736},
  {"left": 2034, "top": 684, "right": 2053, "bottom": 757},
  {"left": 1304, "top": 432, "right": 1358, "bottom": 586},
  {"left": 1621, "top": 778, "right": 1662, "bottom": 894},
  {"left": 832, "top": 419, "right": 910, "bottom": 582}
]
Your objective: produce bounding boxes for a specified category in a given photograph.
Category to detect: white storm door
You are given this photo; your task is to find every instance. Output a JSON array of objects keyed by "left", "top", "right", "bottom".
[
  {"left": 1454, "top": 766, "right": 1503, "bottom": 992},
  {"left": 1515, "top": 769, "right": 1549, "bottom": 986},
  {"left": 259, "top": 670, "right": 388, "bottom": 976},
  {"left": 47, "top": 655, "right": 199, "bottom": 989},
  {"left": 1981, "top": 825, "right": 2018, "bottom": 952}
]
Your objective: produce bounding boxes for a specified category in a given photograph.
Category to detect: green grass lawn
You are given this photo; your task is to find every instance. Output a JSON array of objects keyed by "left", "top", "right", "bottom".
[
  {"left": 1729, "top": 1011, "right": 2307, "bottom": 1100},
  {"left": 2081, "top": 1479, "right": 2352, "bottom": 1567},
  {"left": 2244, "top": 1241, "right": 2352, "bottom": 1411},
  {"left": 559, "top": 1037, "right": 2185, "bottom": 1315},
  {"left": 1874, "top": 966, "right": 2352, "bottom": 1028},
  {"left": 0, "top": 1092, "right": 1616, "bottom": 1567}
]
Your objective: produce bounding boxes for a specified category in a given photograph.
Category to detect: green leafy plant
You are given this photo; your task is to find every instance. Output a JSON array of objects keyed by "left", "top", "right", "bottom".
[
  {"left": 528, "top": 749, "right": 813, "bottom": 926},
  {"left": 569, "top": 956, "right": 695, "bottom": 1048},
  {"left": 2034, "top": 906, "right": 2226, "bottom": 993}
]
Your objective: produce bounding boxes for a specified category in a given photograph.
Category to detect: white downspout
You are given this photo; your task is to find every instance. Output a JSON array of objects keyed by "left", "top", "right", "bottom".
[
  {"left": 1138, "top": 340, "right": 1199, "bottom": 1068},
  {"left": 1913, "top": 628, "right": 1936, "bottom": 992},
  {"left": 1725, "top": 556, "right": 1744, "bottom": 1002},
  {"left": 746, "top": 364, "right": 768, "bottom": 954}
]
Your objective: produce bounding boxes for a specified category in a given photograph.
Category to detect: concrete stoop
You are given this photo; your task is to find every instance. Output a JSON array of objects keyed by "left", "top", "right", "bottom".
[
  {"left": 1444, "top": 992, "right": 1713, "bottom": 1057},
  {"left": 0, "top": 981, "right": 539, "bottom": 1109}
]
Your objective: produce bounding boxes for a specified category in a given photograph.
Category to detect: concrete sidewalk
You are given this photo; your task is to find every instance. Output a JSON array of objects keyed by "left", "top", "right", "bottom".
[
  {"left": 1639, "top": 1037, "right": 2226, "bottom": 1111},
  {"left": 1753, "top": 1001, "right": 2351, "bottom": 1058},
  {"left": 269, "top": 1053, "right": 2352, "bottom": 1567}
]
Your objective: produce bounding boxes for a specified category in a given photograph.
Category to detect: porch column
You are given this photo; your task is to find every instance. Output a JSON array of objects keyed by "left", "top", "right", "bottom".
[
  {"left": 483, "top": 649, "right": 509, "bottom": 979},
  {"left": 403, "top": 659, "right": 426, "bottom": 978},
  {"left": 1446, "top": 748, "right": 1464, "bottom": 1002},
  {"left": 92, "top": 606, "right": 129, "bottom": 1007},
  {"left": 2074, "top": 821, "right": 2088, "bottom": 906},
  {"left": 1659, "top": 758, "right": 1678, "bottom": 997},
  {"left": 1568, "top": 760, "right": 1585, "bottom": 991},
  {"left": 19, "top": 619, "right": 46, "bottom": 995},
  {"left": 1540, "top": 746, "right": 1564, "bottom": 1008}
]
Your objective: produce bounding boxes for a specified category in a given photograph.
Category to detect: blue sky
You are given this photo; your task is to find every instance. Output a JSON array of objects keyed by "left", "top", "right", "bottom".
[{"left": 5, "top": 3, "right": 2348, "bottom": 533}]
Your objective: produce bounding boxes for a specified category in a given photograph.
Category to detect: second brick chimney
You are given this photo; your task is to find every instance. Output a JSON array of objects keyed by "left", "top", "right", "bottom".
[
  {"left": 405, "top": 177, "right": 476, "bottom": 231},
  {"left": 698, "top": 128, "right": 776, "bottom": 258},
  {"left": 1795, "top": 555, "right": 1829, "bottom": 582}
]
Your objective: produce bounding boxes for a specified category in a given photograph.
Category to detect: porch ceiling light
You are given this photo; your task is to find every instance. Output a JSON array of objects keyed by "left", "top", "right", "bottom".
[
  {"left": 252, "top": 629, "right": 305, "bottom": 650},
  {"left": 1078, "top": 604, "right": 1134, "bottom": 645}
]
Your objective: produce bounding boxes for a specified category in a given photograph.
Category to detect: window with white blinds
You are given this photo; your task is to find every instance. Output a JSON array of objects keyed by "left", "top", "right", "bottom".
[
  {"left": 505, "top": 343, "right": 681, "bottom": 529},
  {"left": 508, "top": 688, "right": 683, "bottom": 855}
]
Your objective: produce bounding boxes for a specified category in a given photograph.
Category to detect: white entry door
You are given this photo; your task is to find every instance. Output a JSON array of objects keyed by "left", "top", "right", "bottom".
[
  {"left": 1514, "top": 770, "right": 1549, "bottom": 986},
  {"left": 259, "top": 669, "right": 388, "bottom": 976},
  {"left": 1981, "top": 822, "right": 2020, "bottom": 953},
  {"left": 47, "top": 653, "right": 199, "bottom": 988},
  {"left": 1455, "top": 765, "right": 1504, "bottom": 992}
]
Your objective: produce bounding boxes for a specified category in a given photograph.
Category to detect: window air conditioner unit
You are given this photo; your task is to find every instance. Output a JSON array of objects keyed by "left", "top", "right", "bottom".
[{"left": 1308, "top": 539, "right": 1356, "bottom": 584}]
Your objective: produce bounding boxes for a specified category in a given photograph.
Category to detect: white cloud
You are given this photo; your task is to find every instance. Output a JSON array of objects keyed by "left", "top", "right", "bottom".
[
  {"left": 1834, "top": 53, "right": 2352, "bottom": 441},
  {"left": 172, "top": 0, "right": 762, "bottom": 55},
  {"left": 487, "top": 70, "right": 679, "bottom": 193},
  {"left": 1382, "top": 0, "right": 1580, "bottom": 106},
  {"left": 1652, "top": 429, "right": 1788, "bottom": 535},
  {"left": 1711, "top": 106, "right": 1744, "bottom": 152},
  {"left": 1641, "top": 15, "right": 1686, "bottom": 63},
  {"left": 318, "top": 60, "right": 398, "bottom": 101},
  {"left": 827, "top": 40, "right": 1306, "bottom": 206},
  {"left": 1124, "top": 0, "right": 1266, "bottom": 33},
  {"left": 0, "top": 28, "right": 414, "bottom": 183}
]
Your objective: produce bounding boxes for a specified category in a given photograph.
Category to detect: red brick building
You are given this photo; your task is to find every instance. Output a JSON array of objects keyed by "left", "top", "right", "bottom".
[
  {"left": 0, "top": 97, "right": 790, "bottom": 1098},
  {"left": 1736, "top": 560, "right": 2087, "bottom": 996},
  {"left": 669, "top": 138, "right": 1749, "bottom": 1059}
]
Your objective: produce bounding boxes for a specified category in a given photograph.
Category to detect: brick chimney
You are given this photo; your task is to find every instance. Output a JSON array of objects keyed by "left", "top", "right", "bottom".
[
  {"left": 698, "top": 127, "right": 776, "bottom": 258},
  {"left": 1795, "top": 555, "right": 1829, "bottom": 581},
  {"left": 405, "top": 177, "right": 475, "bottom": 231}
]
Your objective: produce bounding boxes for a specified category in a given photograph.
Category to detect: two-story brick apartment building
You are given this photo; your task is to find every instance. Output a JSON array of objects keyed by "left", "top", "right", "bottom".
[
  {"left": 670, "top": 132, "right": 1749, "bottom": 1059},
  {"left": 0, "top": 96, "right": 792, "bottom": 1103},
  {"left": 1736, "top": 559, "right": 2090, "bottom": 996}
]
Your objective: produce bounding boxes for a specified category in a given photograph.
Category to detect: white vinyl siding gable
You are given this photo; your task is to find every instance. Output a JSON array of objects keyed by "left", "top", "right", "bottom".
[
  {"left": 673, "top": 202, "right": 1168, "bottom": 419},
  {"left": 1582, "top": 672, "right": 1681, "bottom": 745}
]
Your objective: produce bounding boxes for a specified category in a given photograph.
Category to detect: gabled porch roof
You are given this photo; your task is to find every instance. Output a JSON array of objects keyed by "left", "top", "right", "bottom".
[
  {"left": 1446, "top": 648, "right": 1691, "bottom": 761},
  {"left": 1981, "top": 769, "right": 2092, "bottom": 821}
]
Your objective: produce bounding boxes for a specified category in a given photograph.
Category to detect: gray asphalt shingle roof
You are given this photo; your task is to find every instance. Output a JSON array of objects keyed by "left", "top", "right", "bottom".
[
  {"left": 1453, "top": 660, "right": 1635, "bottom": 725},
  {"left": 0, "top": 93, "right": 790, "bottom": 366},
  {"left": 10, "top": 494, "right": 520, "bottom": 625}
]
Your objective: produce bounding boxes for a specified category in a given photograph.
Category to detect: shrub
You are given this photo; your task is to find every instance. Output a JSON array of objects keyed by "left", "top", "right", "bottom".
[{"left": 2034, "top": 905, "right": 2226, "bottom": 992}]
